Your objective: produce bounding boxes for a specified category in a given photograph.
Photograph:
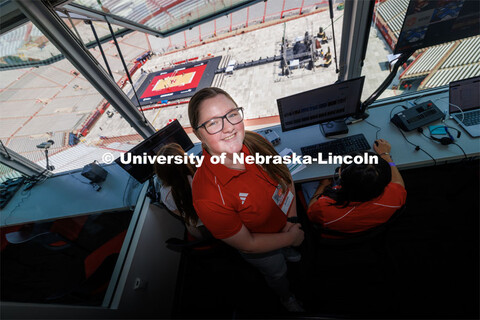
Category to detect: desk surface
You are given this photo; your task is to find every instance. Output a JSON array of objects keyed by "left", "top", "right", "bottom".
[
  {"left": 261, "top": 88, "right": 479, "bottom": 183},
  {"left": 1, "top": 163, "right": 143, "bottom": 227},
  {"left": 3, "top": 87, "right": 478, "bottom": 226}
]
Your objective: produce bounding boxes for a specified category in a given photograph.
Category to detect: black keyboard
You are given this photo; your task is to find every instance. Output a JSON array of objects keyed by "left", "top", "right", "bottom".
[{"left": 301, "top": 134, "right": 371, "bottom": 157}]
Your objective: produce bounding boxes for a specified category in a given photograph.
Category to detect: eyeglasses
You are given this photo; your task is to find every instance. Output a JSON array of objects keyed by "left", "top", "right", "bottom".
[{"left": 195, "top": 107, "right": 244, "bottom": 134}]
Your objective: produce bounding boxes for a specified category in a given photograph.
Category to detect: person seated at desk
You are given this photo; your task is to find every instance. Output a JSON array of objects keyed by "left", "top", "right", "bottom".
[
  {"left": 307, "top": 139, "right": 406, "bottom": 236},
  {"left": 154, "top": 143, "right": 212, "bottom": 241}
]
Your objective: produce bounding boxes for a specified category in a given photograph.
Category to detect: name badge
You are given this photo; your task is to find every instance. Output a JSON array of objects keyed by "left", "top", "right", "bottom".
[{"left": 272, "top": 184, "right": 294, "bottom": 215}]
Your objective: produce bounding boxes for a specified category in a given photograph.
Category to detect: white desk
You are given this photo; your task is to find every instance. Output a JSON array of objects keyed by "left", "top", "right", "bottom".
[
  {"left": 1, "top": 163, "right": 143, "bottom": 227},
  {"left": 261, "top": 88, "right": 479, "bottom": 183}
]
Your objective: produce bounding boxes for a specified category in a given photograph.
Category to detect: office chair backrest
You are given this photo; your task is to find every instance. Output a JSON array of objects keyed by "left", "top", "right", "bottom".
[{"left": 314, "top": 205, "right": 407, "bottom": 246}]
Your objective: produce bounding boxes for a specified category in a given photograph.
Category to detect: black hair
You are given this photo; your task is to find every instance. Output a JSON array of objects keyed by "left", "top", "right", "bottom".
[{"left": 323, "top": 152, "right": 392, "bottom": 207}]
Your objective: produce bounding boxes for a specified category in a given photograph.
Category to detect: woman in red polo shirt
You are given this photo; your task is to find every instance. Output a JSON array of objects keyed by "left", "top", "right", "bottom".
[
  {"left": 307, "top": 139, "right": 406, "bottom": 235},
  {"left": 188, "top": 87, "right": 304, "bottom": 312}
]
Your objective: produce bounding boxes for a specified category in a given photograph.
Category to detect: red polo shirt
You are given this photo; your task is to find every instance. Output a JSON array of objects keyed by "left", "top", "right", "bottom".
[
  {"left": 192, "top": 145, "right": 289, "bottom": 239},
  {"left": 307, "top": 182, "right": 406, "bottom": 233}
]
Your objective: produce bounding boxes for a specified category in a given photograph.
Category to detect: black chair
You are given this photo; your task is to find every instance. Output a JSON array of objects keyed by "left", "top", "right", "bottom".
[
  {"left": 314, "top": 205, "right": 407, "bottom": 245},
  {"left": 310, "top": 206, "right": 407, "bottom": 277}
]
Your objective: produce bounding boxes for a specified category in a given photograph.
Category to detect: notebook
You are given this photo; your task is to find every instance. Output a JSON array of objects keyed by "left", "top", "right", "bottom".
[{"left": 449, "top": 76, "right": 480, "bottom": 137}]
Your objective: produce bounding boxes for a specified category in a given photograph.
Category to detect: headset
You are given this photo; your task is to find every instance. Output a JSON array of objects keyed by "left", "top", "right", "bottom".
[
  {"left": 428, "top": 126, "right": 461, "bottom": 145},
  {"left": 333, "top": 166, "right": 341, "bottom": 186},
  {"left": 332, "top": 162, "right": 355, "bottom": 186}
]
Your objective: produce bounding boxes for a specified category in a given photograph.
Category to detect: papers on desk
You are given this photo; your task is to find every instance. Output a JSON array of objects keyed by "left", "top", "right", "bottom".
[{"left": 279, "top": 148, "right": 306, "bottom": 176}]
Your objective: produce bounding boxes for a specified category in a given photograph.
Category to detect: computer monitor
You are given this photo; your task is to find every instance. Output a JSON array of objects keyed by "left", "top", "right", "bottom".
[
  {"left": 394, "top": 0, "right": 480, "bottom": 54},
  {"left": 115, "top": 119, "right": 194, "bottom": 183},
  {"left": 276, "top": 76, "right": 365, "bottom": 136},
  {"left": 449, "top": 75, "right": 480, "bottom": 113}
]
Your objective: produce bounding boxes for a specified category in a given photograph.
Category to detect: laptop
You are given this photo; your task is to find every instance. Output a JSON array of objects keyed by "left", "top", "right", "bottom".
[{"left": 449, "top": 76, "right": 480, "bottom": 137}]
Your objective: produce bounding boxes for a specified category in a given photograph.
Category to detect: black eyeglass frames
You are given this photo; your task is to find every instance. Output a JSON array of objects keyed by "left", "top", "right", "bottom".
[{"left": 195, "top": 107, "right": 244, "bottom": 134}]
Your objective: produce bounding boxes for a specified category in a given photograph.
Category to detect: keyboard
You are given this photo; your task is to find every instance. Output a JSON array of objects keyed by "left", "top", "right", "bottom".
[
  {"left": 301, "top": 134, "right": 371, "bottom": 157},
  {"left": 461, "top": 110, "right": 480, "bottom": 127}
]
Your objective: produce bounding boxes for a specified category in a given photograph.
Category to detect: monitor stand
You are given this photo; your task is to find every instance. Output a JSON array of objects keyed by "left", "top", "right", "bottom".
[{"left": 320, "top": 119, "right": 348, "bottom": 137}]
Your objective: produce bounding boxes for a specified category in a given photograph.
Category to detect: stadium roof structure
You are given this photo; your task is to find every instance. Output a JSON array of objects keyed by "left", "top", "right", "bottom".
[
  {"left": 62, "top": 0, "right": 263, "bottom": 36},
  {"left": 0, "top": 0, "right": 262, "bottom": 69}
]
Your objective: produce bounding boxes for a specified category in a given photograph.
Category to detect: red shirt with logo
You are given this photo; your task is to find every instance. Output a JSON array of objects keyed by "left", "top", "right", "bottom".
[
  {"left": 307, "top": 182, "right": 406, "bottom": 233},
  {"left": 192, "top": 144, "right": 289, "bottom": 239}
]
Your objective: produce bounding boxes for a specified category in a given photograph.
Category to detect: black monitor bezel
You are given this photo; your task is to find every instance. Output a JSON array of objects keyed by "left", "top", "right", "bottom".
[
  {"left": 276, "top": 76, "right": 365, "bottom": 132},
  {"left": 115, "top": 119, "right": 194, "bottom": 183},
  {"left": 394, "top": 0, "right": 480, "bottom": 54}
]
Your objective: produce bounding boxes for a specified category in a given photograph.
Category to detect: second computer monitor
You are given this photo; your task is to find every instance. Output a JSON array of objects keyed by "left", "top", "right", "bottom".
[
  {"left": 115, "top": 119, "right": 194, "bottom": 183},
  {"left": 277, "top": 76, "right": 365, "bottom": 134}
]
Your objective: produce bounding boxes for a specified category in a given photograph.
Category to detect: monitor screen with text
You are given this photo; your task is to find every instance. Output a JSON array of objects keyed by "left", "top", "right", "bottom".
[{"left": 277, "top": 77, "right": 365, "bottom": 132}]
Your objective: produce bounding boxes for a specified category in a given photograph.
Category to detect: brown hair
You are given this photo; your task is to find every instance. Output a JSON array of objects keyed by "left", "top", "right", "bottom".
[
  {"left": 188, "top": 87, "right": 292, "bottom": 191},
  {"left": 154, "top": 143, "right": 199, "bottom": 225},
  {"left": 188, "top": 87, "right": 237, "bottom": 129}
]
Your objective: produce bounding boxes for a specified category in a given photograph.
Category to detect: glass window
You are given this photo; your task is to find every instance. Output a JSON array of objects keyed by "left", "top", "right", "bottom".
[
  {"left": 0, "top": 22, "right": 62, "bottom": 69},
  {"left": 143, "top": 0, "right": 344, "bottom": 130},
  {"left": 0, "top": 20, "right": 125, "bottom": 69},
  {"left": 0, "top": 24, "right": 145, "bottom": 174},
  {"left": 2, "top": 0, "right": 346, "bottom": 170},
  {"left": 71, "top": 0, "right": 258, "bottom": 34},
  {"left": 362, "top": 0, "right": 480, "bottom": 102},
  {"left": 0, "top": 162, "right": 23, "bottom": 184}
]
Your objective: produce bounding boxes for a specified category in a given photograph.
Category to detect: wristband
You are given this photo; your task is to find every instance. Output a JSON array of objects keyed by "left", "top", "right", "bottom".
[
  {"left": 379, "top": 152, "right": 390, "bottom": 157},
  {"left": 287, "top": 216, "right": 299, "bottom": 223},
  {"left": 388, "top": 162, "right": 396, "bottom": 167}
]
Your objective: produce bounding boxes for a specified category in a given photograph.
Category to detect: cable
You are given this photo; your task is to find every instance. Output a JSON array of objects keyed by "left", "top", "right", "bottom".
[
  {"left": 424, "top": 133, "right": 466, "bottom": 162},
  {"left": 390, "top": 115, "right": 437, "bottom": 166},
  {"left": 3, "top": 167, "right": 52, "bottom": 225},
  {"left": 449, "top": 103, "right": 464, "bottom": 121},
  {"left": 364, "top": 120, "right": 382, "bottom": 140},
  {"left": 412, "top": 97, "right": 424, "bottom": 105},
  {"left": 68, "top": 172, "right": 91, "bottom": 185},
  {"left": 420, "top": 126, "right": 466, "bottom": 160},
  {"left": 3, "top": 188, "right": 32, "bottom": 226},
  {"left": 415, "top": 97, "right": 464, "bottom": 120},
  {"left": 452, "top": 142, "right": 468, "bottom": 160},
  {"left": 389, "top": 105, "right": 408, "bottom": 120},
  {"left": 420, "top": 130, "right": 431, "bottom": 140}
]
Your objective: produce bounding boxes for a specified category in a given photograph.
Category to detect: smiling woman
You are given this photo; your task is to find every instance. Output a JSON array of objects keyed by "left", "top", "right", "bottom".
[
  {"left": 194, "top": 94, "right": 246, "bottom": 164},
  {"left": 187, "top": 87, "right": 305, "bottom": 312}
]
